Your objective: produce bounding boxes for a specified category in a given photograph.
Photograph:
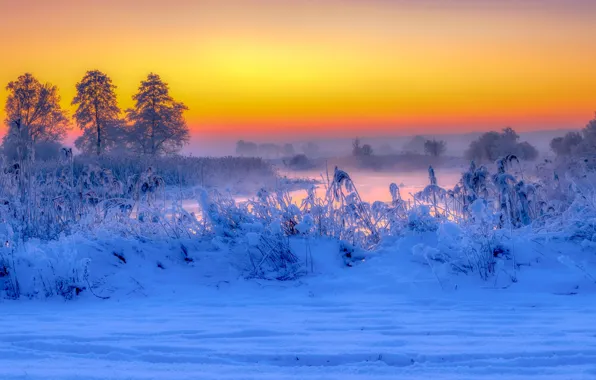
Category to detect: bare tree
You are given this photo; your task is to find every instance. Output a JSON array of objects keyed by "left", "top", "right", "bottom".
[
  {"left": 72, "top": 70, "right": 121, "bottom": 156},
  {"left": 2, "top": 73, "right": 69, "bottom": 161},
  {"left": 424, "top": 139, "right": 447, "bottom": 157},
  {"left": 126, "top": 73, "right": 189, "bottom": 156}
]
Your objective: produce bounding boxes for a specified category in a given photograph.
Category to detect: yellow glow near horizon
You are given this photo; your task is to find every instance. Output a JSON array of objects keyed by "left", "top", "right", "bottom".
[{"left": 1, "top": 0, "right": 595, "bottom": 140}]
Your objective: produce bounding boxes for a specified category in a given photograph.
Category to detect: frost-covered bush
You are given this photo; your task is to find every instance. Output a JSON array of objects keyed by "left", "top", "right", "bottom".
[
  {"left": 0, "top": 229, "right": 88, "bottom": 300},
  {"left": 245, "top": 230, "right": 304, "bottom": 281},
  {"left": 0, "top": 224, "right": 19, "bottom": 299},
  {"left": 406, "top": 206, "right": 439, "bottom": 233},
  {"left": 440, "top": 201, "right": 512, "bottom": 280}
]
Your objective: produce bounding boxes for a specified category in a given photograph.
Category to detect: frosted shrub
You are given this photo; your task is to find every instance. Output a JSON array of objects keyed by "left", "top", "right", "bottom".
[
  {"left": 373, "top": 183, "right": 408, "bottom": 235},
  {"left": 21, "top": 242, "right": 88, "bottom": 299},
  {"left": 0, "top": 237, "right": 88, "bottom": 300},
  {"left": 415, "top": 166, "right": 447, "bottom": 217},
  {"left": 459, "top": 161, "right": 489, "bottom": 217},
  {"left": 420, "top": 199, "right": 514, "bottom": 281},
  {"left": 557, "top": 185, "right": 596, "bottom": 242},
  {"left": 459, "top": 200, "right": 511, "bottom": 280},
  {"left": 0, "top": 246, "right": 19, "bottom": 299},
  {"left": 324, "top": 167, "right": 380, "bottom": 249},
  {"left": 406, "top": 205, "right": 438, "bottom": 233},
  {"left": 246, "top": 230, "right": 303, "bottom": 281},
  {"left": 198, "top": 189, "right": 253, "bottom": 238},
  {"left": 248, "top": 188, "right": 303, "bottom": 236},
  {"left": 405, "top": 158, "right": 544, "bottom": 280},
  {"left": 300, "top": 185, "right": 329, "bottom": 236}
]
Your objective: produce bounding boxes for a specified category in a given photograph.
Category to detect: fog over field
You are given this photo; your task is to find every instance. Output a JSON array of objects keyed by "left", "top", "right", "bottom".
[{"left": 179, "top": 129, "right": 573, "bottom": 158}]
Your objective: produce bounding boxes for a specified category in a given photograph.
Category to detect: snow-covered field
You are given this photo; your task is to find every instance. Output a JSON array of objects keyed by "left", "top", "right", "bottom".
[
  {"left": 2, "top": 275, "right": 595, "bottom": 379},
  {"left": 2, "top": 231, "right": 596, "bottom": 380}
]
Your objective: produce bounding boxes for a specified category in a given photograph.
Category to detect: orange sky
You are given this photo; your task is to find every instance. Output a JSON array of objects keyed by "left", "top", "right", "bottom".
[{"left": 1, "top": 0, "right": 596, "bottom": 140}]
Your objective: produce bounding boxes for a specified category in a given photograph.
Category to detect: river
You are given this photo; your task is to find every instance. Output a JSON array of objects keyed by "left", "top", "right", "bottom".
[{"left": 173, "top": 167, "right": 463, "bottom": 213}]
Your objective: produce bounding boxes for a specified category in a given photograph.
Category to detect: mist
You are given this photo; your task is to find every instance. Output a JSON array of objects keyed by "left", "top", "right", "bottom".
[{"left": 180, "top": 128, "right": 571, "bottom": 158}]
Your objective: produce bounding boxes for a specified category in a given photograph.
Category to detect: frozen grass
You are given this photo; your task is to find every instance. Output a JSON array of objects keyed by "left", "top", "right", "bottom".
[{"left": 1, "top": 152, "right": 595, "bottom": 299}]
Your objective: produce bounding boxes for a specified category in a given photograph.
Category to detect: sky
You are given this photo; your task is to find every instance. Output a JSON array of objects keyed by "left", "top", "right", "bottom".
[{"left": 1, "top": 0, "right": 595, "bottom": 150}]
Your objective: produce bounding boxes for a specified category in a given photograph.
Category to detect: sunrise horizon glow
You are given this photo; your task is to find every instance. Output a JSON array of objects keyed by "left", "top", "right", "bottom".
[{"left": 2, "top": 0, "right": 596, "bottom": 147}]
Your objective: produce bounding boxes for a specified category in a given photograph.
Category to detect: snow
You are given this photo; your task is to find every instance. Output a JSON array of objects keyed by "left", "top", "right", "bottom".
[
  {"left": 2, "top": 232, "right": 596, "bottom": 380},
  {"left": 2, "top": 285, "right": 595, "bottom": 379}
]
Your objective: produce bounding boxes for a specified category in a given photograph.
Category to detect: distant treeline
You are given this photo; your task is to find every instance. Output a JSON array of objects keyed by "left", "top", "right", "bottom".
[{"left": 235, "top": 140, "right": 320, "bottom": 158}]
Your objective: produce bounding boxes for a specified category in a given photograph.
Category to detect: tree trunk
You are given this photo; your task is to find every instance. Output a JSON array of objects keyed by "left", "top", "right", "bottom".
[
  {"left": 94, "top": 101, "right": 101, "bottom": 156},
  {"left": 96, "top": 121, "right": 101, "bottom": 156},
  {"left": 151, "top": 122, "right": 155, "bottom": 156}
]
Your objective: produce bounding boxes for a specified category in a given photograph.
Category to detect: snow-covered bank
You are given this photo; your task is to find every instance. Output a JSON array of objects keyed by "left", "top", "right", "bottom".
[
  {"left": 2, "top": 280, "right": 596, "bottom": 380},
  {"left": 5, "top": 217, "right": 595, "bottom": 301}
]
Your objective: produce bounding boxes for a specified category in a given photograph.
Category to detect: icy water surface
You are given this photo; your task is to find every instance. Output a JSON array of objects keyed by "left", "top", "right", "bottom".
[{"left": 173, "top": 168, "right": 462, "bottom": 214}]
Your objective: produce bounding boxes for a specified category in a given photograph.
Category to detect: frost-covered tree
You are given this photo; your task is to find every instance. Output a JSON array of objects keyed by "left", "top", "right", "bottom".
[
  {"left": 361, "top": 144, "right": 373, "bottom": 156},
  {"left": 550, "top": 115, "right": 596, "bottom": 157},
  {"left": 74, "top": 119, "right": 129, "bottom": 156},
  {"left": 377, "top": 143, "right": 394, "bottom": 155},
  {"left": 352, "top": 138, "right": 362, "bottom": 156},
  {"left": 353, "top": 138, "right": 373, "bottom": 156},
  {"left": 2, "top": 73, "right": 69, "bottom": 161},
  {"left": 517, "top": 141, "right": 538, "bottom": 161},
  {"left": 236, "top": 140, "right": 259, "bottom": 156},
  {"left": 465, "top": 128, "right": 538, "bottom": 162},
  {"left": 301, "top": 141, "right": 320, "bottom": 157},
  {"left": 580, "top": 115, "right": 596, "bottom": 153},
  {"left": 403, "top": 135, "right": 426, "bottom": 154},
  {"left": 424, "top": 139, "right": 447, "bottom": 157},
  {"left": 282, "top": 143, "right": 295, "bottom": 157},
  {"left": 285, "top": 153, "right": 313, "bottom": 169},
  {"left": 550, "top": 132, "right": 583, "bottom": 156},
  {"left": 126, "top": 73, "right": 189, "bottom": 156},
  {"left": 72, "top": 70, "right": 121, "bottom": 156},
  {"left": 258, "top": 143, "right": 280, "bottom": 158}
]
